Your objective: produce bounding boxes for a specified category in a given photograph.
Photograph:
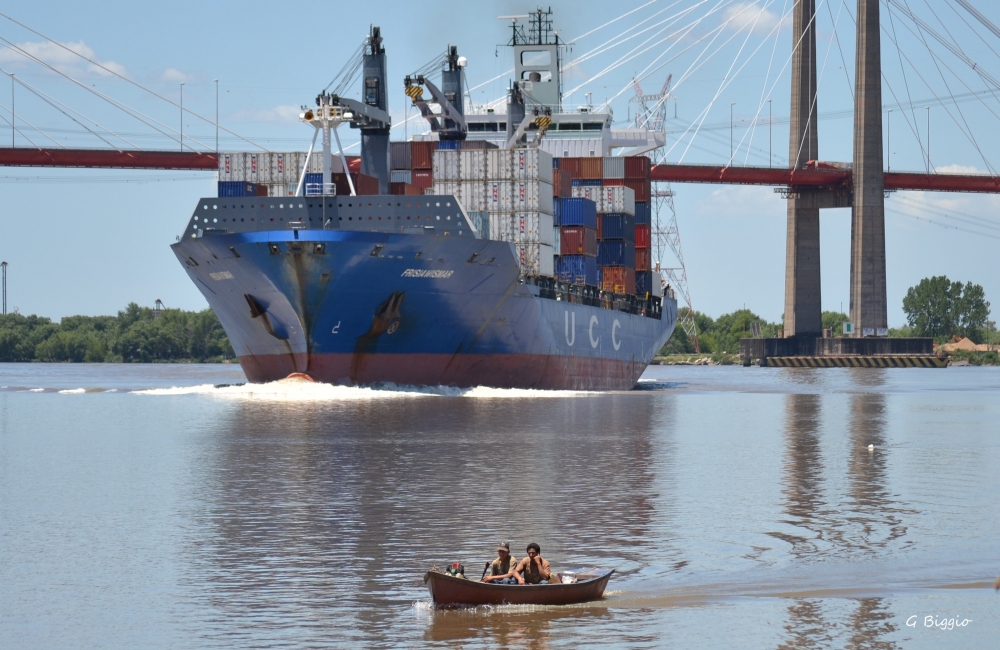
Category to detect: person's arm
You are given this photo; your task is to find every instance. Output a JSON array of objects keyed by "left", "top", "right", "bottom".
[
  {"left": 483, "top": 560, "right": 498, "bottom": 582},
  {"left": 513, "top": 558, "right": 527, "bottom": 584},
  {"left": 538, "top": 557, "right": 551, "bottom": 580}
]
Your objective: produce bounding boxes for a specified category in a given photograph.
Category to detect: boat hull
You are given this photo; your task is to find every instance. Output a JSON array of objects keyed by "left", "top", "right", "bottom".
[
  {"left": 172, "top": 224, "right": 676, "bottom": 391},
  {"left": 424, "top": 570, "right": 614, "bottom": 607}
]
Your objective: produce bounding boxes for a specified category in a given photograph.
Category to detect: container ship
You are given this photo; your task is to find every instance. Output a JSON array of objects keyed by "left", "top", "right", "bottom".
[{"left": 172, "top": 10, "right": 677, "bottom": 390}]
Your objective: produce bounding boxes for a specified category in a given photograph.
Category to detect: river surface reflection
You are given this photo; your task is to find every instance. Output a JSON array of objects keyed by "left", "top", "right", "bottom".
[{"left": 1, "top": 364, "right": 998, "bottom": 648}]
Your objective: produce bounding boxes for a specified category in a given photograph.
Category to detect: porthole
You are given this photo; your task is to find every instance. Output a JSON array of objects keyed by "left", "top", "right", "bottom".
[
  {"left": 213, "top": 205, "right": 217, "bottom": 210},
  {"left": 436, "top": 216, "right": 440, "bottom": 220},
  {"left": 435, "top": 202, "right": 440, "bottom": 207},
  {"left": 203, "top": 205, "right": 208, "bottom": 210},
  {"left": 194, "top": 216, "right": 199, "bottom": 221},
  {"left": 213, "top": 218, "right": 218, "bottom": 223},
  {"left": 298, "top": 203, "right": 303, "bottom": 208},
  {"left": 280, "top": 204, "right": 284, "bottom": 209},
  {"left": 447, "top": 215, "right": 451, "bottom": 220},
  {"left": 446, "top": 202, "right": 451, "bottom": 207}
]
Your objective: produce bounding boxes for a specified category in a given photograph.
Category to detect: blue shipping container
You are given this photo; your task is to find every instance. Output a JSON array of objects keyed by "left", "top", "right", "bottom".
[
  {"left": 556, "top": 255, "right": 598, "bottom": 286},
  {"left": 634, "top": 201, "right": 651, "bottom": 225},
  {"left": 553, "top": 197, "right": 561, "bottom": 226},
  {"left": 218, "top": 181, "right": 257, "bottom": 197},
  {"left": 571, "top": 179, "right": 602, "bottom": 187},
  {"left": 597, "top": 240, "right": 636, "bottom": 267},
  {"left": 600, "top": 213, "right": 636, "bottom": 241},
  {"left": 552, "top": 157, "right": 560, "bottom": 169},
  {"left": 437, "top": 140, "right": 461, "bottom": 150},
  {"left": 558, "top": 198, "right": 598, "bottom": 229},
  {"left": 636, "top": 271, "right": 654, "bottom": 295}
]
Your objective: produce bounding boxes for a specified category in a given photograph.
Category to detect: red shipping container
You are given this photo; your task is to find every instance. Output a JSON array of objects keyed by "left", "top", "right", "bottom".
[
  {"left": 624, "top": 156, "right": 651, "bottom": 180},
  {"left": 391, "top": 182, "right": 423, "bottom": 195},
  {"left": 635, "top": 224, "right": 651, "bottom": 249},
  {"left": 559, "top": 157, "right": 582, "bottom": 178},
  {"left": 596, "top": 215, "right": 602, "bottom": 240},
  {"left": 624, "top": 178, "right": 650, "bottom": 202},
  {"left": 553, "top": 169, "right": 573, "bottom": 198},
  {"left": 411, "top": 170, "right": 433, "bottom": 189},
  {"left": 255, "top": 184, "right": 269, "bottom": 196},
  {"left": 600, "top": 266, "right": 636, "bottom": 295},
  {"left": 580, "top": 157, "right": 603, "bottom": 180},
  {"left": 602, "top": 178, "right": 625, "bottom": 186},
  {"left": 355, "top": 172, "right": 380, "bottom": 195},
  {"left": 560, "top": 226, "right": 598, "bottom": 257},
  {"left": 411, "top": 141, "right": 435, "bottom": 170},
  {"left": 635, "top": 248, "right": 652, "bottom": 272}
]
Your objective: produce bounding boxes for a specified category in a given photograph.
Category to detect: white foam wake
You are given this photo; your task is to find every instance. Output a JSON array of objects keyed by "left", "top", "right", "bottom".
[{"left": 133, "top": 377, "right": 589, "bottom": 401}]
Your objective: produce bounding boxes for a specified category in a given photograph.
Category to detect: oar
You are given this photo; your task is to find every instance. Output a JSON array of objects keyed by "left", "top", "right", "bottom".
[{"left": 480, "top": 562, "right": 490, "bottom": 582}]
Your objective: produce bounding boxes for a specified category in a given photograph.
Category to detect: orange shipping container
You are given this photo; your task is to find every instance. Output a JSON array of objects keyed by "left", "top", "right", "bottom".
[
  {"left": 635, "top": 224, "right": 651, "bottom": 249},
  {"left": 635, "top": 248, "right": 652, "bottom": 272},
  {"left": 553, "top": 169, "right": 573, "bottom": 198},
  {"left": 580, "top": 157, "right": 603, "bottom": 180},
  {"left": 599, "top": 266, "right": 636, "bottom": 295},
  {"left": 559, "top": 157, "right": 582, "bottom": 178},
  {"left": 390, "top": 182, "right": 423, "bottom": 195}
]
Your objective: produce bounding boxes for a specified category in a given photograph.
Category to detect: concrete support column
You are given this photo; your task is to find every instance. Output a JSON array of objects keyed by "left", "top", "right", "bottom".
[
  {"left": 850, "top": 0, "right": 887, "bottom": 334},
  {"left": 784, "top": 0, "right": 822, "bottom": 336}
]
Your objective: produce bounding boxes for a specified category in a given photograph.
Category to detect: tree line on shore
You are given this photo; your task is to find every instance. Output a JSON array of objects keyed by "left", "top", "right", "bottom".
[
  {"left": 661, "top": 275, "right": 995, "bottom": 356},
  {"left": 0, "top": 303, "right": 233, "bottom": 363}
]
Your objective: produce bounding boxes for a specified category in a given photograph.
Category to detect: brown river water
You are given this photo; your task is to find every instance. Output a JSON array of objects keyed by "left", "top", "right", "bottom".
[{"left": 1, "top": 363, "right": 998, "bottom": 648}]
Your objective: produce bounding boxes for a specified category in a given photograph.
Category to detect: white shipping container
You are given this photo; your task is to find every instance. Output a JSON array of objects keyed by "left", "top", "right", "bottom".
[
  {"left": 510, "top": 149, "right": 554, "bottom": 183},
  {"left": 489, "top": 212, "right": 516, "bottom": 242},
  {"left": 391, "top": 170, "right": 412, "bottom": 184},
  {"left": 603, "top": 156, "right": 625, "bottom": 179},
  {"left": 570, "top": 185, "right": 600, "bottom": 203},
  {"left": 552, "top": 227, "right": 561, "bottom": 255},
  {"left": 267, "top": 183, "right": 296, "bottom": 197},
  {"left": 459, "top": 150, "right": 487, "bottom": 180},
  {"left": 218, "top": 153, "right": 237, "bottom": 181},
  {"left": 245, "top": 153, "right": 261, "bottom": 182},
  {"left": 512, "top": 212, "right": 554, "bottom": 245},
  {"left": 510, "top": 180, "right": 554, "bottom": 215},
  {"left": 485, "top": 181, "right": 512, "bottom": 211},
  {"left": 432, "top": 150, "right": 460, "bottom": 181},
  {"left": 433, "top": 181, "right": 488, "bottom": 212},
  {"left": 599, "top": 185, "right": 636, "bottom": 215},
  {"left": 486, "top": 149, "right": 511, "bottom": 179},
  {"left": 514, "top": 242, "right": 555, "bottom": 277}
]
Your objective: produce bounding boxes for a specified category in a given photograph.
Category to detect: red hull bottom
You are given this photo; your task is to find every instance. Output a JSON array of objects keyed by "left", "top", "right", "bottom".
[{"left": 238, "top": 352, "right": 647, "bottom": 391}]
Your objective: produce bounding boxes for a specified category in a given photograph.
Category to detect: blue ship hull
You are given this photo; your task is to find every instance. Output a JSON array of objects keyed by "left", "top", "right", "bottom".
[{"left": 172, "top": 196, "right": 676, "bottom": 390}]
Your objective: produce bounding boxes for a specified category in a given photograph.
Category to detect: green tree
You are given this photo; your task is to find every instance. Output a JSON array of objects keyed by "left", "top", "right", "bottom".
[
  {"left": 821, "top": 311, "right": 849, "bottom": 335},
  {"left": 902, "top": 276, "right": 991, "bottom": 342}
]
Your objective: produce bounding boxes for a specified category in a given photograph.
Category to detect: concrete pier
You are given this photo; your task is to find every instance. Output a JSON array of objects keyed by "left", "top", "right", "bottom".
[
  {"left": 850, "top": 0, "right": 888, "bottom": 334},
  {"left": 783, "top": 0, "right": 822, "bottom": 337}
]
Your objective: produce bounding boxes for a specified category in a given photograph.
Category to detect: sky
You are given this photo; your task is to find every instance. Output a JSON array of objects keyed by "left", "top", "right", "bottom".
[{"left": 1, "top": 0, "right": 999, "bottom": 327}]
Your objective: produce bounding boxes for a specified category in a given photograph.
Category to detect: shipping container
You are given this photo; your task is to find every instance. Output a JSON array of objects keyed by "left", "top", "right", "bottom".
[
  {"left": 624, "top": 178, "right": 650, "bottom": 203},
  {"left": 412, "top": 170, "right": 433, "bottom": 189},
  {"left": 433, "top": 150, "right": 460, "bottom": 181},
  {"left": 485, "top": 181, "right": 511, "bottom": 211},
  {"left": 597, "top": 240, "right": 636, "bottom": 267},
  {"left": 433, "top": 181, "right": 488, "bottom": 211},
  {"left": 552, "top": 157, "right": 560, "bottom": 169},
  {"left": 571, "top": 178, "right": 603, "bottom": 187},
  {"left": 635, "top": 224, "right": 651, "bottom": 249},
  {"left": 624, "top": 156, "right": 651, "bottom": 180},
  {"left": 559, "top": 226, "right": 598, "bottom": 257},
  {"left": 217, "top": 181, "right": 257, "bottom": 197},
  {"left": 580, "top": 156, "right": 603, "bottom": 180},
  {"left": 390, "top": 182, "right": 423, "bottom": 195},
  {"left": 391, "top": 170, "right": 412, "bottom": 184},
  {"left": 488, "top": 212, "right": 553, "bottom": 244},
  {"left": 636, "top": 270, "right": 654, "bottom": 296},
  {"left": 271, "top": 153, "right": 286, "bottom": 183},
  {"left": 510, "top": 180, "right": 554, "bottom": 214},
  {"left": 355, "top": 172, "right": 380, "bottom": 195},
  {"left": 556, "top": 254, "right": 598, "bottom": 286},
  {"left": 390, "top": 141, "right": 412, "bottom": 170},
  {"left": 557, "top": 197, "right": 598, "bottom": 229},
  {"left": 553, "top": 168, "right": 572, "bottom": 198},
  {"left": 603, "top": 156, "right": 625, "bottom": 179},
  {"left": 556, "top": 157, "right": 581, "bottom": 178},
  {"left": 267, "top": 182, "right": 293, "bottom": 197},
  {"left": 600, "top": 213, "right": 636, "bottom": 241},
  {"left": 459, "top": 150, "right": 487, "bottom": 180},
  {"left": 218, "top": 153, "right": 236, "bottom": 181},
  {"left": 486, "top": 149, "right": 511, "bottom": 179},
  {"left": 596, "top": 214, "right": 602, "bottom": 240},
  {"left": 514, "top": 242, "right": 554, "bottom": 277},
  {"left": 437, "top": 139, "right": 461, "bottom": 150},
  {"left": 255, "top": 183, "right": 269, "bottom": 197},
  {"left": 601, "top": 178, "right": 625, "bottom": 186},
  {"left": 552, "top": 196, "right": 560, "bottom": 225},
  {"left": 552, "top": 227, "right": 561, "bottom": 255},
  {"left": 411, "top": 141, "right": 435, "bottom": 170},
  {"left": 511, "top": 149, "right": 554, "bottom": 182},
  {"left": 635, "top": 248, "right": 653, "bottom": 272},
  {"left": 634, "top": 201, "right": 651, "bottom": 225},
  {"left": 466, "top": 211, "right": 489, "bottom": 235},
  {"left": 572, "top": 185, "right": 636, "bottom": 215},
  {"left": 635, "top": 248, "right": 652, "bottom": 272},
  {"left": 459, "top": 139, "right": 498, "bottom": 150},
  {"left": 599, "top": 266, "right": 636, "bottom": 295}
]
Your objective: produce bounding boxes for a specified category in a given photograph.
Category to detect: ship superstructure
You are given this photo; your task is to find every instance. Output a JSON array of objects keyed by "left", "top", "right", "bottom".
[{"left": 174, "top": 10, "right": 676, "bottom": 390}]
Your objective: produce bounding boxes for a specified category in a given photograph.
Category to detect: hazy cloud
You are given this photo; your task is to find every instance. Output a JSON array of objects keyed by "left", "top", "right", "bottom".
[
  {"left": 721, "top": 2, "right": 788, "bottom": 34},
  {"left": 159, "top": 67, "right": 190, "bottom": 84},
  {"left": 0, "top": 39, "right": 128, "bottom": 78},
  {"left": 934, "top": 164, "right": 982, "bottom": 175}
]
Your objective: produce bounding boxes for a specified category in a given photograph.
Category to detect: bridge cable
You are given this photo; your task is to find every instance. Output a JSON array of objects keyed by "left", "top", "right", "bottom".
[
  {"left": 0, "top": 11, "right": 272, "bottom": 152},
  {"left": 743, "top": 0, "right": 790, "bottom": 166},
  {"left": 0, "top": 35, "right": 212, "bottom": 152},
  {"left": 0, "top": 101, "right": 57, "bottom": 148}
]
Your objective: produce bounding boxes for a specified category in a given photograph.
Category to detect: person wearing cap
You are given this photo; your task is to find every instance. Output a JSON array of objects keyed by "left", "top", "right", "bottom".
[
  {"left": 513, "top": 543, "right": 551, "bottom": 585},
  {"left": 483, "top": 542, "right": 518, "bottom": 584}
]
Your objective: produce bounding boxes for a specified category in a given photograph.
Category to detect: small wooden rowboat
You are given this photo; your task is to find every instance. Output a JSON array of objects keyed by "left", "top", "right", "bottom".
[{"left": 424, "top": 569, "right": 615, "bottom": 607}]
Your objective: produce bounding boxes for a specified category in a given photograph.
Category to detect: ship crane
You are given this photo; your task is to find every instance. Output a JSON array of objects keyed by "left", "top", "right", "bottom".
[
  {"left": 504, "top": 83, "right": 553, "bottom": 149},
  {"left": 405, "top": 46, "right": 468, "bottom": 140}
]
